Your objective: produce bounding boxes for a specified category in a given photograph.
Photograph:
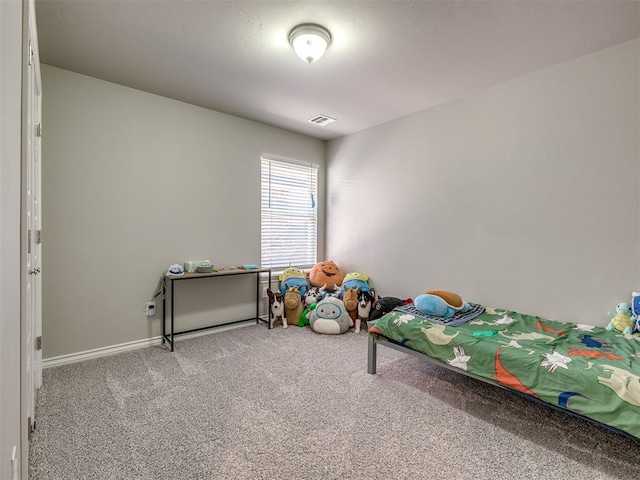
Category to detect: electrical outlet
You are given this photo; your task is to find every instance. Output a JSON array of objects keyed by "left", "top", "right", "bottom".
[
  {"left": 262, "top": 286, "right": 269, "bottom": 298},
  {"left": 146, "top": 301, "right": 156, "bottom": 317}
]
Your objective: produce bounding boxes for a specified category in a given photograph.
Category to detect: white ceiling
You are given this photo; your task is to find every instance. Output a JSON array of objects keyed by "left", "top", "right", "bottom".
[{"left": 35, "top": 0, "right": 639, "bottom": 140}]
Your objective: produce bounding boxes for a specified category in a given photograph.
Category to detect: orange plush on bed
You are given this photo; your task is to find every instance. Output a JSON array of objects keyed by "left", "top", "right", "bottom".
[{"left": 426, "top": 289, "right": 465, "bottom": 310}]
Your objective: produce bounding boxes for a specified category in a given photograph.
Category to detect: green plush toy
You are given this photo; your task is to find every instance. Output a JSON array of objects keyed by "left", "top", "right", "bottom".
[
  {"left": 299, "top": 303, "right": 317, "bottom": 327},
  {"left": 606, "top": 302, "right": 634, "bottom": 334}
]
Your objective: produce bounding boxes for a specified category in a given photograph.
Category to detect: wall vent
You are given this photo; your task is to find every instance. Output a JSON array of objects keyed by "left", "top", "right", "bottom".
[{"left": 308, "top": 114, "right": 336, "bottom": 126}]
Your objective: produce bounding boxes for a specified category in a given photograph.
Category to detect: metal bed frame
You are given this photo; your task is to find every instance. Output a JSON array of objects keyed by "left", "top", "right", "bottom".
[{"left": 367, "top": 333, "right": 638, "bottom": 442}]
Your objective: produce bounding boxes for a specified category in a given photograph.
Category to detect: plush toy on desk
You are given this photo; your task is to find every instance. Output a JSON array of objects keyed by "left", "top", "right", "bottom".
[
  {"left": 414, "top": 290, "right": 471, "bottom": 318},
  {"left": 279, "top": 267, "right": 308, "bottom": 297},
  {"left": 308, "top": 296, "right": 351, "bottom": 335},
  {"left": 342, "top": 272, "right": 373, "bottom": 292},
  {"left": 266, "top": 288, "right": 286, "bottom": 329},
  {"left": 606, "top": 302, "right": 634, "bottom": 335},
  {"left": 309, "top": 261, "right": 344, "bottom": 293}
]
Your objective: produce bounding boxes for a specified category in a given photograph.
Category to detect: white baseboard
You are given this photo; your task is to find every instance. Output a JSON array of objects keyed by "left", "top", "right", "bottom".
[
  {"left": 43, "top": 336, "right": 163, "bottom": 368},
  {"left": 43, "top": 318, "right": 267, "bottom": 368}
]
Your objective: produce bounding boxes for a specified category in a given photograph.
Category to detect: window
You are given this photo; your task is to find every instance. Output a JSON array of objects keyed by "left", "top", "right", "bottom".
[{"left": 261, "top": 155, "right": 318, "bottom": 269}]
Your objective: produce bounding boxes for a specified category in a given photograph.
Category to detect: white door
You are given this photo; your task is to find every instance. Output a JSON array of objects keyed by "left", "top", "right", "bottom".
[
  {"left": 24, "top": 8, "right": 42, "bottom": 439},
  {"left": 32, "top": 28, "right": 42, "bottom": 390}
]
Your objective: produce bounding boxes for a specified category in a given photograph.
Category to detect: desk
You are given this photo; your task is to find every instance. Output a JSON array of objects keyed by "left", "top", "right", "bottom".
[{"left": 162, "top": 268, "right": 271, "bottom": 351}]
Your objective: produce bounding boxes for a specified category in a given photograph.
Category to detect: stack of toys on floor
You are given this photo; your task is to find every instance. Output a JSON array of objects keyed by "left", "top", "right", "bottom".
[{"left": 267, "top": 260, "right": 466, "bottom": 335}]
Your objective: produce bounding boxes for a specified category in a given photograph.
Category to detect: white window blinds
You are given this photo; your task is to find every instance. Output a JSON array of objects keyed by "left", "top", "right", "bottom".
[{"left": 261, "top": 156, "right": 318, "bottom": 269}]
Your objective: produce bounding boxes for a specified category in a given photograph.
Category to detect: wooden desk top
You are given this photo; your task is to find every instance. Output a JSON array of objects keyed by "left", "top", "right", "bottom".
[{"left": 165, "top": 267, "right": 270, "bottom": 280}]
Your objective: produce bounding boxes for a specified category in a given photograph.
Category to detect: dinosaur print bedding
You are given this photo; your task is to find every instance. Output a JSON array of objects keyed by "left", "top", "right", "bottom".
[{"left": 369, "top": 306, "right": 640, "bottom": 439}]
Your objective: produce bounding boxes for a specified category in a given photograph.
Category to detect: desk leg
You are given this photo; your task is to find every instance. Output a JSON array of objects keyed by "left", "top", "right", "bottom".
[
  {"left": 170, "top": 279, "right": 175, "bottom": 352},
  {"left": 268, "top": 270, "right": 272, "bottom": 329},
  {"left": 162, "top": 277, "right": 166, "bottom": 345},
  {"left": 255, "top": 271, "right": 260, "bottom": 325}
]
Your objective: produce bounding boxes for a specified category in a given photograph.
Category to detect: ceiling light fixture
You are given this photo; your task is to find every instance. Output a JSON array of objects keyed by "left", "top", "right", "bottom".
[{"left": 289, "top": 24, "right": 332, "bottom": 64}]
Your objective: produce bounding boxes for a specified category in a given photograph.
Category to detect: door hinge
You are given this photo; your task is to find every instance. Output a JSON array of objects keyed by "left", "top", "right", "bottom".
[
  {"left": 36, "top": 229, "right": 42, "bottom": 244},
  {"left": 36, "top": 336, "right": 42, "bottom": 351},
  {"left": 28, "top": 42, "right": 33, "bottom": 66},
  {"left": 27, "top": 417, "right": 33, "bottom": 441},
  {"left": 36, "top": 123, "right": 42, "bottom": 138},
  {"left": 27, "top": 230, "right": 31, "bottom": 254}
]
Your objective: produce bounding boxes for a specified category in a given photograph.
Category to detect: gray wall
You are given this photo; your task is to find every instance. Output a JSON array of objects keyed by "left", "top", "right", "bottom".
[
  {"left": 41, "top": 65, "right": 325, "bottom": 358},
  {"left": 327, "top": 39, "right": 639, "bottom": 326}
]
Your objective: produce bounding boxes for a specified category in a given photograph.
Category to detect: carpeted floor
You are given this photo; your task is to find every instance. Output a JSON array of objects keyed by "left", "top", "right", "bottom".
[{"left": 29, "top": 324, "right": 640, "bottom": 479}]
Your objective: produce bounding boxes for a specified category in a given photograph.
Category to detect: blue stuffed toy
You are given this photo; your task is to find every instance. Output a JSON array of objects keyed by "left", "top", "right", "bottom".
[
  {"left": 633, "top": 292, "right": 640, "bottom": 332},
  {"left": 342, "top": 272, "right": 372, "bottom": 292},
  {"left": 279, "top": 267, "right": 308, "bottom": 297},
  {"left": 414, "top": 293, "right": 470, "bottom": 318}
]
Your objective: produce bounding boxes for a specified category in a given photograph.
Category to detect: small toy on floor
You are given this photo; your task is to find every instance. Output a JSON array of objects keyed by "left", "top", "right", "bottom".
[
  {"left": 309, "top": 296, "right": 351, "bottom": 334},
  {"left": 309, "top": 261, "right": 344, "bottom": 293},
  {"left": 304, "top": 286, "right": 323, "bottom": 306},
  {"left": 342, "top": 272, "right": 373, "bottom": 292},
  {"left": 267, "top": 288, "right": 286, "bottom": 329},
  {"left": 356, "top": 288, "right": 376, "bottom": 333},
  {"left": 279, "top": 267, "right": 308, "bottom": 297},
  {"left": 343, "top": 286, "right": 358, "bottom": 326},
  {"left": 284, "top": 286, "right": 304, "bottom": 326}
]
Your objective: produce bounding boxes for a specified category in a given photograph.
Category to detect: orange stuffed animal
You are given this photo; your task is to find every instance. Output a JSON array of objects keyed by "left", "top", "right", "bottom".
[{"left": 309, "top": 260, "right": 344, "bottom": 292}]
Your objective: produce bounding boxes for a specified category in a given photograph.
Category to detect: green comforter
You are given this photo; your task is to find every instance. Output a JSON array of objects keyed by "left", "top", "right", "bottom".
[{"left": 369, "top": 306, "right": 640, "bottom": 439}]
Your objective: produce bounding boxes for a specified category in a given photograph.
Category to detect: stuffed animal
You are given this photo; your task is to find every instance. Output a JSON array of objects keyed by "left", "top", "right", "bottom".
[
  {"left": 304, "top": 286, "right": 322, "bottom": 306},
  {"left": 266, "top": 288, "right": 286, "bottom": 329},
  {"left": 426, "top": 289, "right": 469, "bottom": 312},
  {"left": 356, "top": 288, "right": 376, "bottom": 333},
  {"left": 308, "top": 296, "right": 352, "bottom": 334},
  {"left": 370, "top": 296, "right": 412, "bottom": 322},
  {"left": 606, "top": 302, "right": 634, "bottom": 334},
  {"left": 632, "top": 292, "right": 640, "bottom": 332},
  {"left": 283, "top": 286, "right": 304, "bottom": 326},
  {"left": 309, "top": 261, "right": 344, "bottom": 292},
  {"left": 342, "top": 286, "right": 358, "bottom": 324},
  {"left": 342, "top": 272, "right": 372, "bottom": 292},
  {"left": 299, "top": 303, "right": 316, "bottom": 327},
  {"left": 414, "top": 291, "right": 470, "bottom": 318},
  {"left": 414, "top": 294, "right": 456, "bottom": 318},
  {"left": 320, "top": 284, "right": 342, "bottom": 299},
  {"left": 279, "top": 267, "right": 308, "bottom": 297}
]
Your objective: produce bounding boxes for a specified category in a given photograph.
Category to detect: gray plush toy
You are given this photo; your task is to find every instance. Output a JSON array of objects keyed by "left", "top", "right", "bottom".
[{"left": 309, "top": 296, "right": 352, "bottom": 334}]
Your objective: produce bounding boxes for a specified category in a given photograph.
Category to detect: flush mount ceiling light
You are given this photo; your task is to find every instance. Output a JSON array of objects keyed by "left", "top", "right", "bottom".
[{"left": 289, "top": 24, "right": 332, "bottom": 63}]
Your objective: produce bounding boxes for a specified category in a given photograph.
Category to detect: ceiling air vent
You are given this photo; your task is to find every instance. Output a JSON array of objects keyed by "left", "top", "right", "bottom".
[{"left": 308, "top": 114, "right": 336, "bottom": 126}]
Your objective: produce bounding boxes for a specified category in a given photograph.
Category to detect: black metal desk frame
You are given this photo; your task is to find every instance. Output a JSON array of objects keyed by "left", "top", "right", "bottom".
[{"left": 162, "top": 268, "right": 271, "bottom": 351}]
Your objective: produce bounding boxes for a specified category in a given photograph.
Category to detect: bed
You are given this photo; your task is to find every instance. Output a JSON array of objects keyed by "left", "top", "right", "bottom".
[{"left": 367, "top": 305, "right": 640, "bottom": 440}]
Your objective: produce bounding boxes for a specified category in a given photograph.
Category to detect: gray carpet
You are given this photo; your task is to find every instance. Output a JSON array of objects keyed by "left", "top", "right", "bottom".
[{"left": 29, "top": 324, "right": 640, "bottom": 480}]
